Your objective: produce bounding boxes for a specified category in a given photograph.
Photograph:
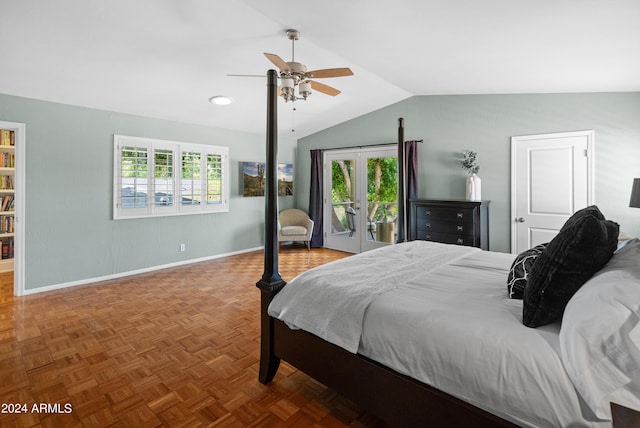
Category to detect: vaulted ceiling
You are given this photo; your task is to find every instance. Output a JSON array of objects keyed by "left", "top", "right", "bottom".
[{"left": 1, "top": 0, "right": 638, "bottom": 137}]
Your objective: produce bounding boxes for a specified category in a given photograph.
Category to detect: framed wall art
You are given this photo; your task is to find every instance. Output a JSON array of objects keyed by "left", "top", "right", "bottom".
[{"left": 242, "top": 162, "right": 293, "bottom": 197}]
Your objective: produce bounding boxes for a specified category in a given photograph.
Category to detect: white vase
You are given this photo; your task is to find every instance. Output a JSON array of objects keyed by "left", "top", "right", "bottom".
[{"left": 466, "top": 173, "right": 481, "bottom": 201}]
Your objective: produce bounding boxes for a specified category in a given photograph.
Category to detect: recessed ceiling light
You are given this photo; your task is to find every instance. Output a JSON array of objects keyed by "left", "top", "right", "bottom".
[{"left": 209, "top": 96, "right": 234, "bottom": 106}]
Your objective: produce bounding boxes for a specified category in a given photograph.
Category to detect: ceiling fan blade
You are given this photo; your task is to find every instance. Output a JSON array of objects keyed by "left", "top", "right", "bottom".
[
  {"left": 309, "top": 80, "right": 341, "bottom": 96},
  {"left": 264, "top": 53, "right": 290, "bottom": 71},
  {"left": 306, "top": 67, "right": 353, "bottom": 78}
]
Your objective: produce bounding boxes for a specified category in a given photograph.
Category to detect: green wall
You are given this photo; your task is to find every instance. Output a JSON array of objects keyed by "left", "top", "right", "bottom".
[
  {"left": 0, "top": 94, "right": 297, "bottom": 291},
  {"left": 295, "top": 93, "right": 640, "bottom": 253},
  {"left": 3, "top": 91, "right": 638, "bottom": 290}
]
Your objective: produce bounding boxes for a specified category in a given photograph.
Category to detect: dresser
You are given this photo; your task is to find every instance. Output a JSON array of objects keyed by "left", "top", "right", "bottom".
[{"left": 408, "top": 199, "right": 490, "bottom": 250}]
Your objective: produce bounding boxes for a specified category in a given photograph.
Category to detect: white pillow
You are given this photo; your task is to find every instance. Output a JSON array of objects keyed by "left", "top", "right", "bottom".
[{"left": 560, "top": 238, "right": 640, "bottom": 419}]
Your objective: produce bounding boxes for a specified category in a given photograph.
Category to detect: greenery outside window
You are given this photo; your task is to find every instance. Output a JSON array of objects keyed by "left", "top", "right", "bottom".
[{"left": 114, "top": 135, "right": 229, "bottom": 219}]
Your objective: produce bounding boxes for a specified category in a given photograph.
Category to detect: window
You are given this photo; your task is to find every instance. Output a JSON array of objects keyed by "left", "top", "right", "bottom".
[
  {"left": 154, "top": 149, "right": 174, "bottom": 207},
  {"left": 206, "top": 153, "right": 224, "bottom": 204},
  {"left": 114, "top": 135, "right": 229, "bottom": 219},
  {"left": 180, "top": 151, "right": 202, "bottom": 207},
  {"left": 121, "top": 146, "right": 148, "bottom": 209}
]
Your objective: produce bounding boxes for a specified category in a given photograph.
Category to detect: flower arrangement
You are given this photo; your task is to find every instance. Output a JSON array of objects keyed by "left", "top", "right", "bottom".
[{"left": 461, "top": 150, "right": 479, "bottom": 175}]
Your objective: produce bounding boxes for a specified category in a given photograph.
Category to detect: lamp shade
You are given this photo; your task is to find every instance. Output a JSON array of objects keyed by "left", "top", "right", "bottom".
[{"left": 630, "top": 178, "right": 640, "bottom": 208}]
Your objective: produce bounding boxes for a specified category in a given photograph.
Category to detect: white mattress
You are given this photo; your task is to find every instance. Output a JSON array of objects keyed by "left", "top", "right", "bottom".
[{"left": 269, "top": 241, "right": 609, "bottom": 427}]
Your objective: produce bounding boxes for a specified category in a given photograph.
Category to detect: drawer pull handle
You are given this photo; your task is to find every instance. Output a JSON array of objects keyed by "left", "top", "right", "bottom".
[
  {"left": 425, "top": 210, "right": 431, "bottom": 216},
  {"left": 457, "top": 212, "right": 464, "bottom": 219},
  {"left": 426, "top": 235, "right": 432, "bottom": 240},
  {"left": 457, "top": 226, "right": 464, "bottom": 232},
  {"left": 425, "top": 223, "right": 431, "bottom": 229},
  {"left": 456, "top": 238, "right": 464, "bottom": 245}
]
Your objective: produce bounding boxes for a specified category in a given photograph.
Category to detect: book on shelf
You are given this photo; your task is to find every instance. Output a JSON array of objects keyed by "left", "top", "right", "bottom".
[
  {"left": 0, "top": 215, "right": 13, "bottom": 233},
  {"left": 1, "top": 152, "right": 14, "bottom": 167},
  {"left": 0, "top": 130, "right": 15, "bottom": 147},
  {"left": 1, "top": 195, "right": 13, "bottom": 211},
  {"left": 1, "top": 237, "right": 13, "bottom": 259},
  {"left": 0, "top": 176, "right": 14, "bottom": 190}
]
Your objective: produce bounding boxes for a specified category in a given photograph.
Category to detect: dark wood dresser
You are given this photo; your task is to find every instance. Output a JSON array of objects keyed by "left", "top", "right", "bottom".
[{"left": 408, "top": 199, "right": 490, "bottom": 250}]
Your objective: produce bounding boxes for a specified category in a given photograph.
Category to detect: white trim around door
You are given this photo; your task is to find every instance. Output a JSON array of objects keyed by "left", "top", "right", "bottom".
[{"left": 0, "top": 120, "right": 25, "bottom": 296}]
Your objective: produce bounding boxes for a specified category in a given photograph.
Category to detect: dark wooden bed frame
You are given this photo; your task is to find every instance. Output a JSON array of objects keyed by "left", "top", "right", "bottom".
[{"left": 255, "top": 69, "right": 517, "bottom": 427}]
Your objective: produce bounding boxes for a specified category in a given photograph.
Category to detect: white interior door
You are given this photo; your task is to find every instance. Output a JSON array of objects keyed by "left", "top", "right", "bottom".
[
  {"left": 323, "top": 147, "right": 398, "bottom": 253},
  {"left": 511, "top": 131, "right": 594, "bottom": 253}
]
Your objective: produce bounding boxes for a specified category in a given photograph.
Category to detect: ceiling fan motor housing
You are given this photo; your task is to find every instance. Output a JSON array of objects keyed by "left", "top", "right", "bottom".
[{"left": 282, "top": 62, "right": 308, "bottom": 82}]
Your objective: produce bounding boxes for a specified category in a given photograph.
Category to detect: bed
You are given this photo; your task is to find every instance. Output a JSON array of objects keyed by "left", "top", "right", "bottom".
[
  {"left": 256, "top": 70, "right": 640, "bottom": 427},
  {"left": 266, "top": 237, "right": 640, "bottom": 426}
]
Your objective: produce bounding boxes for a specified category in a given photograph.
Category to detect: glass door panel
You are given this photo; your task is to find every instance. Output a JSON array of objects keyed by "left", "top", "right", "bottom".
[
  {"left": 324, "top": 153, "right": 359, "bottom": 253},
  {"left": 324, "top": 147, "right": 398, "bottom": 253},
  {"left": 362, "top": 153, "right": 398, "bottom": 251}
]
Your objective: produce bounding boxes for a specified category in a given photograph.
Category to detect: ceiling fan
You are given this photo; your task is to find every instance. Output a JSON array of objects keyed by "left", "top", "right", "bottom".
[{"left": 230, "top": 29, "right": 354, "bottom": 102}]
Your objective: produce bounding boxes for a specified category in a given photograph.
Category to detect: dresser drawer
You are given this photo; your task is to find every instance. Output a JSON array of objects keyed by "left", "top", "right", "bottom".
[
  {"left": 415, "top": 206, "right": 475, "bottom": 222},
  {"left": 416, "top": 231, "right": 475, "bottom": 246},
  {"left": 416, "top": 219, "right": 475, "bottom": 236}
]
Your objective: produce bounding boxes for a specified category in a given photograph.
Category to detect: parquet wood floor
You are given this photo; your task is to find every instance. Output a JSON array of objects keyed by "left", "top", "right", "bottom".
[{"left": 0, "top": 247, "right": 390, "bottom": 427}]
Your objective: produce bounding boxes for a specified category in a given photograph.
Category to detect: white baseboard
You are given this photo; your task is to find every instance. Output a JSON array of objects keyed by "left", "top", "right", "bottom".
[{"left": 22, "top": 246, "right": 263, "bottom": 296}]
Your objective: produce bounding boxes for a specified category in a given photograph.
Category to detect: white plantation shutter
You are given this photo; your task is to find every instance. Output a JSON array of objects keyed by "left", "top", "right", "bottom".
[{"left": 114, "top": 135, "right": 228, "bottom": 219}]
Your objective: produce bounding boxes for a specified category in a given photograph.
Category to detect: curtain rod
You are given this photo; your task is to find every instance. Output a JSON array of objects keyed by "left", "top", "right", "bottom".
[{"left": 312, "top": 140, "right": 423, "bottom": 152}]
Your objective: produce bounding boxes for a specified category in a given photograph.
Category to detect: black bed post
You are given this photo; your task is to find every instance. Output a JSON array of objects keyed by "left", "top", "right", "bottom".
[
  {"left": 396, "top": 118, "right": 406, "bottom": 243},
  {"left": 256, "top": 69, "right": 286, "bottom": 384}
]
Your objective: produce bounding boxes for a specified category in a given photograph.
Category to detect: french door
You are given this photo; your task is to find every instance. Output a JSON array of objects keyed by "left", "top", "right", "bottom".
[{"left": 323, "top": 147, "right": 398, "bottom": 253}]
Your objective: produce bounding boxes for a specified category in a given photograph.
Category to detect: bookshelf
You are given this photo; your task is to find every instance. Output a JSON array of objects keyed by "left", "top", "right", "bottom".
[{"left": 0, "top": 128, "right": 15, "bottom": 272}]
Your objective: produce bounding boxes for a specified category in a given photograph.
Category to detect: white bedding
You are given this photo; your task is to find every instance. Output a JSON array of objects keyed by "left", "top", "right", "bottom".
[
  {"left": 269, "top": 241, "right": 478, "bottom": 353},
  {"left": 269, "top": 241, "right": 609, "bottom": 427}
]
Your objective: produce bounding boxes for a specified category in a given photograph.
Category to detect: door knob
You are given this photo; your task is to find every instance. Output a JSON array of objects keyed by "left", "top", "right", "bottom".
[{"left": 516, "top": 217, "right": 525, "bottom": 223}]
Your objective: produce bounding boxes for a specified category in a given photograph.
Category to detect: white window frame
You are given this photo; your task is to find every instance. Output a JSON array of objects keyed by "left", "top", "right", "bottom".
[{"left": 113, "top": 135, "right": 229, "bottom": 220}]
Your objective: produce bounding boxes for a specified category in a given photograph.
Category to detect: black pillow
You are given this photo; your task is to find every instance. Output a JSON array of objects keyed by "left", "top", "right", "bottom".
[
  {"left": 507, "top": 243, "right": 547, "bottom": 299},
  {"left": 522, "top": 206, "right": 619, "bottom": 328}
]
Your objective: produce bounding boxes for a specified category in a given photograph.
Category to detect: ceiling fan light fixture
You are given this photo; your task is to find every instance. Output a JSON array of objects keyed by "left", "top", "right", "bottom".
[
  {"left": 280, "top": 77, "right": 295, "bottom": 102},
  {"left": 209, "top": 95, "right": 234, "bottom": 106},
  {"left": 298, "top": 81, "right": 312, "bottom": 100}
]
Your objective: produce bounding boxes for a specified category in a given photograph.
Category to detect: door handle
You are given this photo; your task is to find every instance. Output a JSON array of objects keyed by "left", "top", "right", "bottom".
[{"left": 516, "top": 217, "right": 525, "bottom": 223}]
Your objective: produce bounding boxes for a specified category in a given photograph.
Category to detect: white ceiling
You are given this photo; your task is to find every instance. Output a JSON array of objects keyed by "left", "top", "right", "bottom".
[{"left": 1, "top": 0, "right": 639, "bottom": 138}]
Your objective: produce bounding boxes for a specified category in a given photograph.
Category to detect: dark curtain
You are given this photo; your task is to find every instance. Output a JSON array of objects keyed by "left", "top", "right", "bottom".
[
  {"left": 398, "top": 140, "right": 418, "bottom": 242},
  {"left": 405, "top": 140, "right": 418, "bottom": 200},
  {"left": 309, "top": 149, "right": 324, "bottom": 248}
]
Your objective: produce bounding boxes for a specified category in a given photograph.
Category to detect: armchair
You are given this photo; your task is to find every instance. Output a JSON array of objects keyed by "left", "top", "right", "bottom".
[{"left": 278, "top": 209, "right": 314, "bottom": 251}]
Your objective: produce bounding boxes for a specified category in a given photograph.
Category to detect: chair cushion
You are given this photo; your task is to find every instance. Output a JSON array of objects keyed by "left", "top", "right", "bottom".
[{"left": 281, "top": 225, "right": 307, "bottom": 236}]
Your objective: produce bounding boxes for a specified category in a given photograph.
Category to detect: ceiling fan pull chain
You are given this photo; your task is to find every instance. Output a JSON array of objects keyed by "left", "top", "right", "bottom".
[{"left": 291, "top": 106, "right": 296, "bottom": 133}]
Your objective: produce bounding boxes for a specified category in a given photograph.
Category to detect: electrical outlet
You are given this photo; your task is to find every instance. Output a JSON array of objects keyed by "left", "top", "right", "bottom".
[{"left": 179, "top": 243, "right": 186, "bottom": 252}]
